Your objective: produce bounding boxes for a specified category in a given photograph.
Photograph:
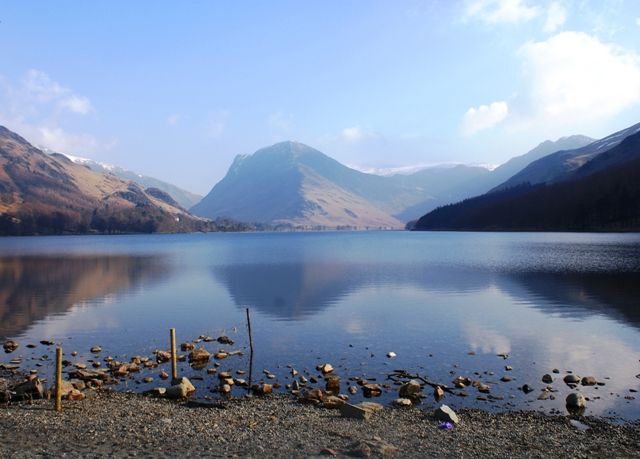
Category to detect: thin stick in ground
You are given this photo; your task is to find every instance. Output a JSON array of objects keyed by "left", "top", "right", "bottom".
[{"left": 246, "top": 307, "right": 254, "bottom": 392}]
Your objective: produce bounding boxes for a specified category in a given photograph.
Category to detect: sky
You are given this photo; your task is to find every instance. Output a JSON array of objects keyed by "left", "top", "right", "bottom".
[{"left": 1, "top": 0, "right": 640, "bottom": 195}]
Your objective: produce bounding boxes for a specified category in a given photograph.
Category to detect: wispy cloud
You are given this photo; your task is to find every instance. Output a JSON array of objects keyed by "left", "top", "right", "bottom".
[
  {"left": 340, "top": 126, "right": 379, "bottom": 142},
  {"left": 465, "top": 0, "right": 540, "bottom": 24},
  {"left": 544, "top": 2, "right": 566, "bottom": 33},
  {"left": 267, "top": 111, "right": 294, "bottom": 134},
  {"left": 0, "top": 69, "right": 103, "bottom": 154},
  {"left": 462, "top": 101, "right": 509, "bottom": 135},
  {"left": 166, "top": 113, "right": 181, "bottom": 126}
]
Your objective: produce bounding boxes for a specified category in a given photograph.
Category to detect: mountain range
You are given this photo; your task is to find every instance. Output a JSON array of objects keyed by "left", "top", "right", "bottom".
[
  {"left": 414, "top": 122, "right": 640, "bottom": 231},
  {"left": 0, "top": 126, "right": 243, "bottom": 235},
  {"left": 190, "top": 136, "right": 593, "bottom": 228}
]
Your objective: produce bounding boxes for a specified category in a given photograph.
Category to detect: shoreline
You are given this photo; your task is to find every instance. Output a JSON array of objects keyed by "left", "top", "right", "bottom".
[{"left": 1, "top": 390, "right": 639, "bottom": 458}]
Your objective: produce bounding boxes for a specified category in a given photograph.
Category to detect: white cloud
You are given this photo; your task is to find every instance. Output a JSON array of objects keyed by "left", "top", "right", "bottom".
[
  {"left": 60, "top": 95, "right": 92, "bottom": 114},
  {"left": 517, "top": 31, "right": 640, "bottom": 122},
  {"left": 341, "top": 126, "right": 365, "bottom": 142},
  {"left": 544, "top": 2, "right": 566, "bottom": 33},
  {"left": 465, "top": 0, "right": 540, "bottom": 24},
  {"left": 462, "top": 101, "right": 509, "bottom": 135},
  {"left": 22, "top": 69, "right": 93, "bottom": 114}
]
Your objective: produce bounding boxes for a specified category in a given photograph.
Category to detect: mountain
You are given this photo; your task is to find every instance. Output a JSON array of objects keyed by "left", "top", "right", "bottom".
[
  {"left": 413, "top": 127, "right": 640, "bottom": 232},
  {"left": 493, "top": 123, "right": 640, "bottom": 191},
  {"left": 0, "top": 125, "right": 237, "bottom": 235},
  {"left": 52, "top": 152, "right": 202, "bottom": 209},
  {"left": 191, "top": 141, "right": 404, "bottom": 228}
]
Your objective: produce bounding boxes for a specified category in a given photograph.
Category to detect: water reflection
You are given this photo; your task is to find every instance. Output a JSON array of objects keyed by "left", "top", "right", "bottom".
[
  {"left": 0, "top": 255, "right": 168, "bottom": 339},
  {"left": 214, "top": 261, "right": 640, "bottom": 329}
]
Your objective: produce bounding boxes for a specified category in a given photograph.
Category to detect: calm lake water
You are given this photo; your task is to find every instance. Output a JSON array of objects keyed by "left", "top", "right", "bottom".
[{"left": 1, "top": 231, "right": 639, "bottom": 419}]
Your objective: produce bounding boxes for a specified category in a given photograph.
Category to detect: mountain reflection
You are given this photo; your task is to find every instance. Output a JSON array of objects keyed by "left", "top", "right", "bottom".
[
  {"left": 0, "top": 255, "right": 168, "bottom": 339},
  {"left": 213, "top": 261, "right": 640, "bottom": 328}
]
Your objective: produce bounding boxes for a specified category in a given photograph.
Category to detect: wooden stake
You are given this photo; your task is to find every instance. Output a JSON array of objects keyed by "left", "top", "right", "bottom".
[
  {"left": 170, "top": 328, "right": 178, "bottom": 382},
  {"left": 246, "top": 308, "right": 254, "bottom": 391},
  {"left": 55, "top": 347, "right": 62, "bottom": 413}
]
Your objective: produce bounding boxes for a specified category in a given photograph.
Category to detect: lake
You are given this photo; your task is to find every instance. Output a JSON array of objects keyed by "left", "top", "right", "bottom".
[{"left": 1, "top": 231, "right": 639, "bottom": 419}]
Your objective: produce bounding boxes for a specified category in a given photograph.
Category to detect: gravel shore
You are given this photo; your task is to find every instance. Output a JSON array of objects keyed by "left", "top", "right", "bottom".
[{"left": 1, "top": 390, "right": 638, "bottom": 458}]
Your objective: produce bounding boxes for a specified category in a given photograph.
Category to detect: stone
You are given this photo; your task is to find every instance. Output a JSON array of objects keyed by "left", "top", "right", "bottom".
[
  {"left": 143, "top": 387, "right": 166, "bottom": 397},
  {"left": 434, "top": 386, "right": 445, "bottom": 400},
  {"left": 220, "top": 384, "right": 232, "bottom": 394},
  {"left": 542, "top": 374, "right": 553, "bottom": 384},
  {"left": 90, "top": 346, "right": 102, "bottom": 353},
  {"left": 320, "top": 448, "right": 338, "bottom": 457},
  {"left": 303, "top": 388, "right": 325, "bottom": 402},
  {"left": 55, "top": 380, "right": 75, "bottom": 397},
  {"left": 393, "top": 398, "right": 412, "bottom": 407},
  {"left": 564, "top": 374, "right": 580, "bottom": 385},
  {"left": 323, "top": 395, "right": 345, "bottom": 409},
  {"left": 180, "top": 342, "right": 195, "bottom": 351},
  {"left": 217, "top": 371, "right": 232, "bottom": 380},
  {"left": 291, "top": 380, "right": 301, "bottom": 391},
  {"left": 75, "top": 363, "right": 87, "bottom": 370},
  {"left": 386, "top": 352, "right": 397, "bottom": 358},
  {"left": 477, "top": 383, "right": 491, "bottom": 393},
  {"left": 434, "top": 404, "right": 459, "bottom": 424},
  {"left": 160, "top": 371, "right": 169, "bottom": 380},
  {"left": 188, "top": 348, "right": 211, "bottom": 364},
  {"left": 143, "top": 377, "right": 154, "bottom": 383},
  {"left": 348, "top": 385, "right": 358, "bottom": 395},
  {"left": 347, "top": 438, "right": 397, "bottom": 457},
  {"left": 12, "top": 378, "right": 45, "bottom": 400},
  {"left": 566, "top": 393, "right": 586, "bottom": 411},
  {"left": 521, "top": 384, "right": 534, "bottom": 394},
  {"left": 65, "top": 389, "right": 85, "bottom": 401},
  {"left": 40, "top": 340, "right": 54, "bottom": 346},
  {"left": 320, "top": 363, "right": 333, "bottom": 374},
  {"left": 552, "top": 368, "right": 560, "bottom": 374},
  {"left": 505, "top": 365, "right": 513, "bottom": 371},
  {"left": 500, "top": 376, "right": 512, "bottom": 382},
  {"left": 357, "top": 402, "right": 384, "bottom": 413},
  {"left": 166, "top": 383, "right": 190, "bottom": 399},
  {"left": 362, "top": 384, "right": 382, "bottom": 397},
  {"left": 325, "top": 376, "right": 341, "bottom": 393},
  {"left": 214, "top": 352, "right": 229, "bottom": 360},
  {"left": 339, "top": 403, "right": 371, "bottom": 420},
  {"left": 399, "top": 380, "right": 421, "bottom": 398},
  {"left": 253, "top": 383, "right": 273, "bottom": 396},
  {"left": 581, "top": 376, "right": 597, "bottom": 386},
  {"left": 3, "top": 340, "right": 19, "bottom": 353},
  {"left": 173, "top": 377, "right": 196, "bottom": 394},
  {"left": 155, "top": 350, "right": 171, "bottom": 363},
  {"left": 217, "top": 336, "right": 234, "bottom": 345}
]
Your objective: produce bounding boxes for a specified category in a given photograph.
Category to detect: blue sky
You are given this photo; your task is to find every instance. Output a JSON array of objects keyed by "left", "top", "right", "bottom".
[{"left": 2, "top": 0, "right": 640, "bottom": 194}]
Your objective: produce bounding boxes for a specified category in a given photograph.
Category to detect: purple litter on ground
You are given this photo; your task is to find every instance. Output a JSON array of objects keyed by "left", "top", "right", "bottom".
[{"left": 438, "top": 421, "right": 454, "bottom": 430}]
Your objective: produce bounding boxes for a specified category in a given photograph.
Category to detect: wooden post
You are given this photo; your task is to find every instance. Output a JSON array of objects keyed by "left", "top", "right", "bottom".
[
  {"left": 246, "top": 308, "right": 254, "bottom": 391},
  {"left": 55, "top": 347, "right": 62, "bottom": 413},
  {"left": 170, "top": 328, "right": 178, "bottom": 382}
]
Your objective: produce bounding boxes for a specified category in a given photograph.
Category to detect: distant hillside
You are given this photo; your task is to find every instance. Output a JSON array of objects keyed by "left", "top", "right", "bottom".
[
  {"left": 53, "top": 151, "right": 202, "bottom": 209},
  {"left": 493, "top": 122, "right": 640, "bottom": 191},
  {"left": 0, "top": 125, "right": 244, "bottom": 235},
  {"left": 413, "top": 127, "right": 640, "bottom": 232}
]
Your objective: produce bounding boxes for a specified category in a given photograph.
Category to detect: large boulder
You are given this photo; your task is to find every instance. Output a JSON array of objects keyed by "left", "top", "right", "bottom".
[
  {"left": 434, "top": 404, "right": 459, "bottom": 424},
  {"left": 399, "top": 380, "right": 421, "bottom": 399}
]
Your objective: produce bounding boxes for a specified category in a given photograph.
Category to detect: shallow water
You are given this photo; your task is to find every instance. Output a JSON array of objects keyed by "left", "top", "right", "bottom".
[{"left": 1, "top": 231, "right": 639, "bottom": 419}]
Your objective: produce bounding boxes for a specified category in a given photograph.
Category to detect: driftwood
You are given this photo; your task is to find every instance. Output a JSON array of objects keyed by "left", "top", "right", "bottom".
[{"left": 387, "top": 370, "right": 460, "bottom": 395}]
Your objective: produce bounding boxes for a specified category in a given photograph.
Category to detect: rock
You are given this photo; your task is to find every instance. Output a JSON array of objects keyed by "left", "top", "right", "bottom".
[
  {"left": 291, "top": 368, "right": 299, "bottom": 377},
  {"left": 302, "top": 388, "right": 325, "bottom": 402},
  {"left": 159, "top": 371, "right": 169, "bottom": 380},
  {"left": 347, "top": 438, "right": 397, "bottom": 457},
  {"left": 357, "top": 402, "right": 384, "bottom": 413},
  {"left": 291, "top": 380, "right": 301, "bottom": 391},
  {"left": 217, "top": 336, "right": 234, "bottom": 345},
  {"left": 12, "top": 378, "right": 45, "bottom": 400},
  {"left": 477, "top": 383, "right": 491, "bottom": 393},
  {"left": 155, "top": 350, "right": 171, "bottom": 363},
  {"left": 453, "top": 376, "right": 471, "bottom": 388},
  {"left": 434, "top": 386, "right": 445, "bottom": 400},
  {"left": 564, "top": 374, "right": 580, "bottom": 385},
  {"left": 362, "top": 384, "right": 382, "bottom": 397},
  {"left": 399, "top": 379, "right": 421, "bottom": 398},
  {"left": 552, "top": 368, "right": 560, "bottom": 374},
  {"left": 521, "top": 384, "right": 534, "bottom": 394},
  {"left": 40, "top": 340, "right": 54, "bottom": 346},
  {"left": 581, "top": 376, "right": 597, "bottom": 386},
  {"left": 174, "top": 377, "right": 196, "bottom": 393},
  {"left": 325, "top": 376, "right": 341, "bottom": 393},
  {"left": 188, "top": 348, "right": 211, "bottom": 364},
  {"left": 252, "top": 383, "right": 273, "bottom": 396},
  {"left": 542, "top": 374, "right": 553, "bottom": 384},
  {"left": 393, "top": 398, "right": 412, "bottom": 407},
  {"left": 434, "top": 404, "right": 459, "bottom": 424},
  {"left": 320, "top": 447, "right": 338, "bottom": 457},
  {"left": 214, "top": 352, "right": 229, "bottom": 360},
  {"left": 323, "top": 395, "right": 345, "bottom": 409},
  {"left": 566, "top": 393, "right": 586, "bottom": 411},
  {"left": 340, "top": 403, "right": 371, "bottom": 420},
  {"left": 143, "top": 377, "right": 154, "bottom": 383},
  {"left": 3, "top": 340, "right": 19, "bottom": 353},
  {"left": 538, "top": 391, "right": 551, "bottom": 400},
  {"left": 74, "top": 363, "right": 87, "bottom": 370},
  {"left": 180, "top": 342, "right": 195, "bottom": 351},
  {"left": 143, "top": 387, "right": 166, "bottom": 397},
  {"left": 65, "top": 389, "right": 86, "bottom": 401},
  {"left": 500, "top": 376, "right": 512, "bottom": 382},
  {"left": 348, "top": 385, "right": 358, "bottom": 395},
  {"left": 505, "top": 365, "right": 513, "bottom": 371},
  {"left": 386, "top": 352, "right": 397, "bottom": 358},
  {"left": 220, "top": 384, "right": 232, "bottom": 394},
  {"left": 320, "top": 363, "right": 333, "bottom": 374},
  {"left": 166, "top": 384, "right": 190, "bottom": 399},
  {"left": 90, "top": 346, "right": 102, "bottom": 353},
  {"left": 55, "top": 380, "right": 75, "bottom": 397}
]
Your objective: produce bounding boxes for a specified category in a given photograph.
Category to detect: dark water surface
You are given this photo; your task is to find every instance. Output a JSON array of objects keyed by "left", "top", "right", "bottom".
[{"left": 1, "top": 232, "right": 639, "bottom": 419}]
